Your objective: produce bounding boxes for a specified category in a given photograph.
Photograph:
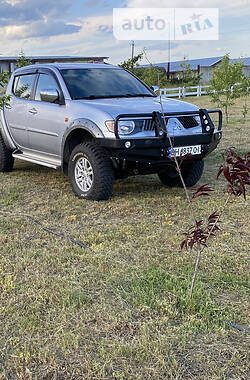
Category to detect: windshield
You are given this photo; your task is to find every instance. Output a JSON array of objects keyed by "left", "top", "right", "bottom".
[{"left": 60, "top": 68, "right": 155, "bottom": 100}]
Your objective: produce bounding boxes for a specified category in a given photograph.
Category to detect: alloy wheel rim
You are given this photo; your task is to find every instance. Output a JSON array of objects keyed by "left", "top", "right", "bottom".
[{"left": 74, "top": 157, "right": 94, "bottom": 192}]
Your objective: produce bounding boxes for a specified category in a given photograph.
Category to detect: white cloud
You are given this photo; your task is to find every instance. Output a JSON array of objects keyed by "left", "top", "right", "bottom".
[
  {"left": 126, "top": 0, "right": 250, "bottom": 17},
  {"left": 0, "top": 1, "right": 249, "bottom": 64}
]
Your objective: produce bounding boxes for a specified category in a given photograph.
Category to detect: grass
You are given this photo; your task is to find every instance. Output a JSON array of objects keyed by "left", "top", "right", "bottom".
[{"left": 0, "top": 96, "right": 249, "bottom": 379}]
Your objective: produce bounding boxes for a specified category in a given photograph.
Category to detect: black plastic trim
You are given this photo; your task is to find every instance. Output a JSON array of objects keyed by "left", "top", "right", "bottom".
[
  {"left": 96, "top": 130, "right": 222, "bottom": 163},
  {"left": 114, "top": 108, "right": 222, "bottom": 138}
]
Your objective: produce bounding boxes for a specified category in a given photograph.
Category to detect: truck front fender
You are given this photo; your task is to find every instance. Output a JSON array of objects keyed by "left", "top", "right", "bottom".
[{"left": 61, "top": 118, "right": 105, "bottom": 169}]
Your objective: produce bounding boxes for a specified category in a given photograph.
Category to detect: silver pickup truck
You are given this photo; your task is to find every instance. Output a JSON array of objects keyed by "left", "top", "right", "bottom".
[{"left": 0, "top": 63, "right": 222, "bottom": 200}]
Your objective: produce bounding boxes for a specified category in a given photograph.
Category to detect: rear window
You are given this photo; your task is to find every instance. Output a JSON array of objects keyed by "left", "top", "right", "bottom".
[{"left": 13, "top": 74, "right": 36, "bottom": 99}]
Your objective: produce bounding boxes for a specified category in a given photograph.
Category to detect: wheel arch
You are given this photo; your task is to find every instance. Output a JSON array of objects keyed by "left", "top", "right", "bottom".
[{"left": 61, "top": 119, "right": 104, "bottom": 174}]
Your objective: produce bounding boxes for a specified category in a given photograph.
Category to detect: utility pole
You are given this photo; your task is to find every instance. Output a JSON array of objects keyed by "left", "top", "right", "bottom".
[
  {"left": 168, "top": 22, "right": 171, "bottom": 78},
  {"left": 131, "top": 40, "right": 135, "bottom": 71}
]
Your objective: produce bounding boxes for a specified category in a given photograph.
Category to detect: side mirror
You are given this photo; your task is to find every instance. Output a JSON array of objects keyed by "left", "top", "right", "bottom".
[
  {"left": 150, "top": 85, "right": 160, "bottom": 94},
  {"left": 40, "top": 89, "right": 59, "bottom": 103}
]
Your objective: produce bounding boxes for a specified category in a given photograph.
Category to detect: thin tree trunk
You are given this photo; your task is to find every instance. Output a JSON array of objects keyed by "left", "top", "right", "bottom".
[{"left": 190, "top": 245, "right": 201, "bottom": 299}]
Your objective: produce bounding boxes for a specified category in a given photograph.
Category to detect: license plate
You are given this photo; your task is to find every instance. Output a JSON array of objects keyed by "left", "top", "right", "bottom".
[{"left": 168, "top": 145, "right": 201, "bottom": 158}]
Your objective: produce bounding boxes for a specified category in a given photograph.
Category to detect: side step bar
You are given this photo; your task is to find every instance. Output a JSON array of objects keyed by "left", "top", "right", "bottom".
[{"left": 12, "top": 151, "right": 61, "bottom": 169}]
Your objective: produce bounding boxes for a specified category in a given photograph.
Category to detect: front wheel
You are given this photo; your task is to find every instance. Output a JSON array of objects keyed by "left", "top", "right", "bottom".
[
  {"left": 158, "top": 160, "right": 204, "bottom": 188},
  {"left": 68, "top": 142, "right": 114, "bottom": 201}
]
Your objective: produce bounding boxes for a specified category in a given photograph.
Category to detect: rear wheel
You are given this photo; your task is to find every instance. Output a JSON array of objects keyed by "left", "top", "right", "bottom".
[
  {"left": 158, "top": 160, "right": 204, "bottom": 188},
  {"left": 0, "top": 132, "right": 14, "bottom": 172},
  {"left": 68, "top": 142, "right": 114, "bottom": 201}
]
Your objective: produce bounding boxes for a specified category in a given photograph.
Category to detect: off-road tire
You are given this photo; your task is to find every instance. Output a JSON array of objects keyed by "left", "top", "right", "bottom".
[
  {"left": 181, "top": 160, "right": 204, "bottom": 187},
  {"left": 68, "top": 142, "right": 114, "bottom": 201},
  {"left": 0, "top": 132, "right": 14, "bottom": 172},
  {"left": 158, "top": 165, "right": 182, "bottom": 187},
  {"left": 158, "top": 160, "right": 204, "bottom": 188}
]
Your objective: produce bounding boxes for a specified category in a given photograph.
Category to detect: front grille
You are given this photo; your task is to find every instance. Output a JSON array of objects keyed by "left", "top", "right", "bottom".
[
  {"left": 142, "top": 118, "right": 169, "bottom": 131},
  {"left": 177, "top": 116, "right": 199, "bottom": 129},
  {"left": 141, "top": 115, "right": 199, "bottom": 131}
]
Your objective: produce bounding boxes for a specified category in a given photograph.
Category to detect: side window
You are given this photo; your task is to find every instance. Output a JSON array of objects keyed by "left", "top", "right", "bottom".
[
  {"left": 14, "top": 74, "right": 36, "bottom": 99},
  {"left": 35, "top": 73, "right": 60, "bottom": 102}
]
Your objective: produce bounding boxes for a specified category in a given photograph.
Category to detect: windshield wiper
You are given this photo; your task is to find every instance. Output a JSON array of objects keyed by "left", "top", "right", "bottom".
[{"left": 74, "top": 95, "right": 99, "bottom": 100}]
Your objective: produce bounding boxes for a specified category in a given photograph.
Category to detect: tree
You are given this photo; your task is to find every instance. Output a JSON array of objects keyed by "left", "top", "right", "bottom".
[
  {"left": 209, "top": 54, "right": 245, "bottom": 123},
  {"left": 134, "top": 65, "right": 169, "bottom": 88},
  {"left": 0, "top": 71, "right": 11, "bottom": 110},
  {"left": 119, "top": 52, "right": 144, "bottom": 73},
  {"left": 240, "top": 75, "right": 250, "bottom": 121},
  {"left": 119, "top": 51, "right": 169, "bottom": 88},
  {"left": 179, "top": 58, "right": 203, "bottom": 87},
  {"left": 16, "top": 50, "right": 32, "bottom": 69}
]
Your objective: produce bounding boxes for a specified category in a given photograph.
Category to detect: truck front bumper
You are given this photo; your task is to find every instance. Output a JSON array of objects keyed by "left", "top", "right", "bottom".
[{"left": 96, "top": 108, "right": 223, "bottom": 164}]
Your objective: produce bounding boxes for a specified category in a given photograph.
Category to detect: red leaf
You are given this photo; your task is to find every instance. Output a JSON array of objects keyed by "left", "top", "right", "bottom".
[
  {"left": 180, "top": 240, "right": 186, "bottom": 250},
  {"left": 217, "top": 165, "right": 224, "bottom": 180},
  {"left": 192, "top": 186, "right": 214, "bottom": 199},
  {"left": 180, "top": 153, "right": 193, "bottom": 164},
  {"left": 223, "top": 165, "right": 232, "bottom": 184},
  {"left": 229, "top": 148, "right": 245, "bottom": 164}
]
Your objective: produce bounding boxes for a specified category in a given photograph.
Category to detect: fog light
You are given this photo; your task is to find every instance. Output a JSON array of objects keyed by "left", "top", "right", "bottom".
[
  {"left": 125, "top": 141, "right": 131, "bottom": 148},
  {"left": 206, "top": 125, "right": 211, "bottom": 132}
]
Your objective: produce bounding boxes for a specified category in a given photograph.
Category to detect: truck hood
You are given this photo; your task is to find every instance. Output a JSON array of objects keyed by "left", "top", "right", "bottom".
[{"left": 76, "top": 96, "right": 199, "bottom": 119}]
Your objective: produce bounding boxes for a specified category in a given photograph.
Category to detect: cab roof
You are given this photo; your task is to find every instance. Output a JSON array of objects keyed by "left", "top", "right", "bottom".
[{"left": 14, "top": 62, "right": 120, "bottom": 74}]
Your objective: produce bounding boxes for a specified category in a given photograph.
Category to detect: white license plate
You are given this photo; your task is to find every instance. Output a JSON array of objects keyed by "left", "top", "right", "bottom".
[{"left": 168, "top": 145, "right": 201, "bottom": 158}]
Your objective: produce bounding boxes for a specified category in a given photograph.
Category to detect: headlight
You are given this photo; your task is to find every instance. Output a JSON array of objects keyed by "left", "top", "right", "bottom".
[
  {"left": 105, "top": 120, "right": 135, "bottom": 135},
  {"left": 118, "top": 120, "right": 135, "bottom": 135}
]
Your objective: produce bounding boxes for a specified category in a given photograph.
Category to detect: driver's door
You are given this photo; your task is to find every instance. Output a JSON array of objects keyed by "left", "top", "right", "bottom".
[{"left": 26, "top": 71, "right": 67, "bottom": 158}]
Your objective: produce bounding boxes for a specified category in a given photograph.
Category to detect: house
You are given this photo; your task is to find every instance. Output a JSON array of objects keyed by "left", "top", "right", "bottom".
[
  {"left": 139, "top": 56, "right": 250, "bottom": 83},
  {"left": 0, "top": 56, "right": 109, "bottom": 74}
]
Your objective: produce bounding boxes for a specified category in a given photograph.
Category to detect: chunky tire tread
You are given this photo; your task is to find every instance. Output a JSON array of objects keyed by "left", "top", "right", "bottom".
[
  {"left": 181, "top": 160, "right": 204, "bottom": 187},
  {"left": 158, "top": 160, "right": 204, "bottom": 188},
  {"left": 0, "top": 132, "right": 14, "bottom": 172},
  {"left": 157, "top": 171, "right": 181, "bottom": 187},
  {"left": 68, "top": 142, "right": 114, "bottom": 201}
]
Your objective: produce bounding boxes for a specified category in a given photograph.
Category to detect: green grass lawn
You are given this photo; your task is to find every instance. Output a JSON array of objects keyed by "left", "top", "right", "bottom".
[{"left": 0, "top": 96, "right": 249, "bottom": 379}]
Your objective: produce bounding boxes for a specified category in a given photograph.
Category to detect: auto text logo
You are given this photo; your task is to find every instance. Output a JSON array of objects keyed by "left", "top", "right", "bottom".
[{"left": 113, "top": 8, "right": 219, "bottom": 41}]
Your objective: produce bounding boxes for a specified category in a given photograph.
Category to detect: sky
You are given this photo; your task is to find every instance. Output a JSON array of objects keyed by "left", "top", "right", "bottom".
[{"left": 0, "top": 0, "right": 250, "bottom": 65}]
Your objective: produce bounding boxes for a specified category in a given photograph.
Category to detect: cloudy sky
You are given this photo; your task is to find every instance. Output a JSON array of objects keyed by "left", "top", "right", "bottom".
[{"left": 0, "top": 0, "right": 249, "bottom": 65}]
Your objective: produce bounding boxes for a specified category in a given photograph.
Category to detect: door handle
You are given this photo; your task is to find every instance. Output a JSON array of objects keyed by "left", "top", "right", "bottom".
[{"left": 29, "top": 108, "right": 38, "bottom": 115}]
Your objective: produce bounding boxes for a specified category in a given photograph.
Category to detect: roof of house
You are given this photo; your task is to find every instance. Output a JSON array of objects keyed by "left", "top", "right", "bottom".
[
  {"left": 0, "top": 56, "right": 108, "bottom": 63},
  {"left": 139, "top": 56, "right": 250, "bottom": 72},
  {"left": 230, "top": 57, "right": 250, "bottom": 66}
]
